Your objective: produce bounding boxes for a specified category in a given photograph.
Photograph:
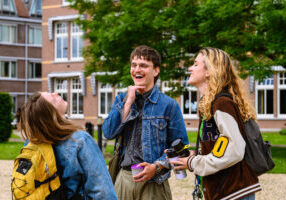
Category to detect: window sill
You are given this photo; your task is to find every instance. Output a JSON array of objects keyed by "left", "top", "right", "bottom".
[
  {"left": 68, "top": 114, "right": 84, "bottom": 119},
  {"left": 98, "top": 114, "right": 108, "bottom": 119},
  {"left": 28, "top": 78, "right": 42, "bottom": 81},
  {"left": 0, "top": 77, "right": 18, "bottom": 80},
  {"left": 54, "top": 59, "right": 84, "bottom": 63},
  {"left": 54, "top": 59, "right": 69, "bottom": 63},
  {"left": 70, "top": 58, "right": 84, "bottom": 62},
  {"left": 257, "top": 115, "right": 275, "bottom": 120},
  {"left": 28, "top": 44, "right": 42, "bottom": 47},
  {"left": 183, "top": 115, "right": 199, "bottom": 119}
]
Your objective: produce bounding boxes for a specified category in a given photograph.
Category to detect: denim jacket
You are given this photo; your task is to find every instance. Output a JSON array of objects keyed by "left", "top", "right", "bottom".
[
  {"left": 102, "top": 86, "right": 189, "bottom": 183},
  {"left": 54, "top": 131, "right": 118, "bottom": 200}
]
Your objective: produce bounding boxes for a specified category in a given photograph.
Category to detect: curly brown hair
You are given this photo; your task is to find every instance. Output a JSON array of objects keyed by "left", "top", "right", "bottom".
[{"left": 130, "top": 45, "right": 161, "bottom": 83}]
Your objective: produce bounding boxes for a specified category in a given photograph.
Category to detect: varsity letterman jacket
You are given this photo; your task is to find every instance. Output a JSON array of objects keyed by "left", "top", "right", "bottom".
[{"left": 190, "top": 96, "right": 261, "bottom": 200}]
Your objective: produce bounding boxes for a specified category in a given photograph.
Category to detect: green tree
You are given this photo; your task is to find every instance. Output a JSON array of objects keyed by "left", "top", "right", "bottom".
[
  {"left": 70, "top": 0, "right": 285, "bottom": 95},
  {"left": 0, "top": 92, "right": 13, "bottom": 142}
]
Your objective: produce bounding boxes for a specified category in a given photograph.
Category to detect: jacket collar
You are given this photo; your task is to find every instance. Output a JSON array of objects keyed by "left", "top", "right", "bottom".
[{"left": 147, "top": 86, "right": 160, "bottom": 104}]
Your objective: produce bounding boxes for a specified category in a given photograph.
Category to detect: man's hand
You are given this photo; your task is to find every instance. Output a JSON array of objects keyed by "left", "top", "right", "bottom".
[
  {"left": 133, "top": 162, "right": 156, "bottom": 182},
  {"left": 125, "top": 86, "right": 145, "bottom": 105},
  {"left": 122, "top": 86, "right": 145, "bottom": 121}
]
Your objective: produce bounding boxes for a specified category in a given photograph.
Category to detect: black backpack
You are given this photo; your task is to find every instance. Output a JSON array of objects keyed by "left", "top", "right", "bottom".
[{"left": 212, "top": 92, "right": 275, "bottom": 176}]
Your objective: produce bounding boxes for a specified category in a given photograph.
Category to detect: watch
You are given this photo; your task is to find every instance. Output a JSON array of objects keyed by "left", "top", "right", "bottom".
[{"left": 154, "top": 162, "right": 161, "bottom": 174}]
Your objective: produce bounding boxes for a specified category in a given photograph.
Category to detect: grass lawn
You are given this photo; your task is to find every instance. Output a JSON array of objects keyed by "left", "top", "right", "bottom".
[
  {"left": 1, "top": 131, "right": 285, "bottom": 174},
  {"left": 270, "top": 147, "right": 286, "bottom": 174},
  {"left": 261, "top": 132, "right": 286, "bottom": 145},
  {"left": 0, "top": 142, "right": 24, "bottom": 160},
  {"left": 10, "top": 133, "right": 21, "bottom": 139}
]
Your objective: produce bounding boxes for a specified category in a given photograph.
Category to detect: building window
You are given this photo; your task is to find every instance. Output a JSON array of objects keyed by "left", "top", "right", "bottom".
[
  {"left": 0, "top": 61, "right": 16, "bottom": 78},
  {"left": 29, "top": 63, "right": 41, "bottom": 79},
  {"left": 71, "top": 22, "right": 84, "bottom": 60},
  {"left": 181, "top": 76, "right": 198, "bottom": 117},
  {"left": 0, "top": 24, "right": 16, "bottom": 43},
  {"left": 0, "top": 0, "right": 16, "bottom": 13},
  {"left": 278, "top": 72, "right": 286, "bottom": 116},
  {"left": 99, "top": 83, "right": 112, "bottom": 117},
  {"left": 30, "top": 0, "right": 42, "bottom": 16},
  {"left": 54, "top": 79, "right": 68, "bottom": 102},
  {"left": 29, "top": 26, "right": 42, "bottom": 45},
  {"left": 256, "top": 75, "right": 274, "bottom": 117},
  {"left": 115, "top": 83, "right": 127, "bottom": 96},
  {"left": 70, "top": 78, "right": 83, "bottom": 116},
  {"left": 182, "top": 90, "right": 197, "bottom": 115},
  {"left": 55, "top": 22, "right": 68, "bottom": 61},
  {"left": 11, "top": 95, "right": 17, "bottom": 114},
  {"left": 62, "top": 0, "right": 70, "bottom": 6}
]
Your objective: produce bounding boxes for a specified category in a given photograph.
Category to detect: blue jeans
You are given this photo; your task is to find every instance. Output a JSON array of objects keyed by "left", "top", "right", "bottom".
[{"left": 240, "top": 194, "right": 255, "bottom": 200}]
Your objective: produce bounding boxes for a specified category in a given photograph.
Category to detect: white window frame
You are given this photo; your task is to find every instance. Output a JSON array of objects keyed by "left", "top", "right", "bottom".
[
  {"left": 54, "top": 79, "right": 68, "bottom": 101},
  {"left": 29, "top": 26, "right": 42, "bottom": 45},
  {"left": 54, "top": 22, "right": 68, "bottom": 62},
  {"left": 28, "top": 62, "right": 41, "bottom": 79},
  {"left": 277, "top": 72, "right": 286, "bottom": 118},
  {"left": 115, "top": 83, "right": 127, "bottom": 96},
  {"left": 161, "top": 80, "right": 174, "bottom": 93},
  {"left": 62, "top": 0, "right": 70, "bottom": 6},
  {"left": 54, "top": 78, "right": 68, "bottom": 116},
  {"left": 0, "top": 60, "right": 17, "bottom": 79},
  {"left": 255, "top": 76, "right": 274, "bottom": 119},
  {"left": 70, "top": 77, "right": 84, "bottom": 118},
  {"left": 29, "top": 0, "right": 42, "bottom": 16},
  {"left": 2, "top": 0, "right": 16, "bottom": 13},
  {"left": 181, "top": 76, "right": 198, "bottom": 119},
  {"left": 70, "top": 22, "right": 84, "bottom": 61},
  {"left": 98, "top": 82, "right": 113, "bottom": 119},
  {"left": 11, "top": 95, "right": 17, "bottom": 115},
  {"left": 181, "top": 87, "right": 198, "bottom": 119},
  {"left": 0, "top": 24, "right": 17, "bottom": 44},
  {"left": 62, "top": 0, "right": 97, "bottom": 5}
]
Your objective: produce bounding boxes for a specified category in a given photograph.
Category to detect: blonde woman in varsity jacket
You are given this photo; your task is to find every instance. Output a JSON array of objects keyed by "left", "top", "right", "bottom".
[{"left": 170, "top": 47, "right": 261, "bottom": 200}]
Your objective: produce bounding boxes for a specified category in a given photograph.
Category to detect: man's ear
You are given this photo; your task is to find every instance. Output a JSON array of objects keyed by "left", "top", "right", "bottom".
[{"left": 154, "top": 66, "right": 160, "bottom": 77}]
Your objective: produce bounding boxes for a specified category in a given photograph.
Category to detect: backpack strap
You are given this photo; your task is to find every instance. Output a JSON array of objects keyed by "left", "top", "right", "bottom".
[{"left": 27, "top": 143, "right": 58, "bottom": 175}]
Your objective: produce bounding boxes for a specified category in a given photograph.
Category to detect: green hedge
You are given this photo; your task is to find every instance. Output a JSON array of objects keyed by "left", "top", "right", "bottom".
[
  {"left": 280, "top": 129, "right": 286, "bottom": 135},
  {"left": 0, "top": 92, "right": 13, "bottom": 142}
]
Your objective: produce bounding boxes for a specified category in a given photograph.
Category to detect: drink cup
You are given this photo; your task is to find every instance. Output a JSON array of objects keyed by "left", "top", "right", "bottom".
[
  {"left": 166, "top": 148, "right": 187, "bottom": 180},
  {"left": 169, "top": 156, "right": 187, "bottom": 179},
  {"left": 131, "top": 164, "right": 144, "bottom": 177}
]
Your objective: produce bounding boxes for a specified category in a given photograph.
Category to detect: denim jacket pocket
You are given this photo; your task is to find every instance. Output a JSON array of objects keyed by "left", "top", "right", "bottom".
[
  {"left": 151, "top": 118, "right": 167, "bottom": 152},
  {"left": 151, "top": 118, "right": 167, "bottom": 130}
]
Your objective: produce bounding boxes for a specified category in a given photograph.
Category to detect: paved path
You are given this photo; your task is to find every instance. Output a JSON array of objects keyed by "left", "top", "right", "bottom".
[{"left": 2, "top": 160, "right": 286, "bottom": 200}]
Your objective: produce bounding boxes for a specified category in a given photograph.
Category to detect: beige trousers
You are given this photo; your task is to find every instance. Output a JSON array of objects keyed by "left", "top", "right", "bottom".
[{"left": 115, "top": 169, "right": 172, "bottom": 200}]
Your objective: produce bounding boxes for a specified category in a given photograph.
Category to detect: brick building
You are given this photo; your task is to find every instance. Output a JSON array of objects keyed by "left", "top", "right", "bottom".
[
  {"left": 0, "top": 0, "right": 42, "bottom": 116},
  {"left": 42, "top": 0, "right": 286, "bottom": 131}
]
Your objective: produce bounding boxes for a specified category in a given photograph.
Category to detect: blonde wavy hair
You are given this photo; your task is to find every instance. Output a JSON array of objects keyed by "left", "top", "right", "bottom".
[{"left": 197, "top": 47, "right": 256, "bottom": 121}]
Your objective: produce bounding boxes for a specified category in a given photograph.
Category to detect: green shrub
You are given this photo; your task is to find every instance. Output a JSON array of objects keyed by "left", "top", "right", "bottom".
[
  {"left": 280, "top": 129, "right": 286, "bottom": 135},
  {"left": 0, "top": 92, "right": 13, "bottom": 142}
]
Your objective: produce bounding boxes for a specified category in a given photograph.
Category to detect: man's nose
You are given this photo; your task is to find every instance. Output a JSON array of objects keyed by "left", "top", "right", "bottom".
[{"left": 134, "top": 65, "right": 142, "bottom": 71}]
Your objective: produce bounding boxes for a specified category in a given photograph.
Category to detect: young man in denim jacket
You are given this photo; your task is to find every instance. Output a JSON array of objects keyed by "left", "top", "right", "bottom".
[{"left": 103, "top": 45, "right": 189, "bottom": 200}]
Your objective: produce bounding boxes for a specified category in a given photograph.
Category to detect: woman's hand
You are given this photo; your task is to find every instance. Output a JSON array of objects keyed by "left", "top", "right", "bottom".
[
  {"left": 170, "top": 156, "right": 189, "bottom": 170},
  {"left": 167, "top": 150, "right": 196, "bottom": 170}
]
